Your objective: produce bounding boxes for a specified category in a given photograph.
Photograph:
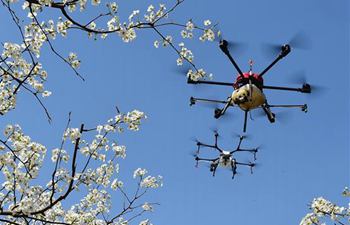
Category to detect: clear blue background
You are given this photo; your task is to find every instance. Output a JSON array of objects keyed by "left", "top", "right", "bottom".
[{"left": 1, "top": 0, "right": 349, "bottom": 224}]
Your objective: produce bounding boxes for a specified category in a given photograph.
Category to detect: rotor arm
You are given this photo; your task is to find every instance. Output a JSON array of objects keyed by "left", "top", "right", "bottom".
[
  {"left": 187, "top": 79, "right": 234, "bottom": 86},
  {"left": 214, "top": 131, "right": 219, "bottom": 147},
  {"left": 195, "top": 156, "right": 217, "bottom": 162},
  {"left": 236, "top": 162, "right": 255, "bottom": 174},
  {"left": 198, "top": 143, "right": 223, "bottom": 152},
  {"left": 219, "top": 40, "right": 244, "bottom": 77},
  {"left": 231, "top": 148, "right": 258, "bottom": 160},
  {"left": 190, "top": 96, "right": 229, "bottom": 106},
  {"left": 196, "top": 139, "right": 223, "bottom": 153},
  {"left": 262, "top": 84, "right": 311, "bottom": 93},
  {"left": 236, "top": 135, "right": 245, "bottom": 150},
  {"left": 267, "top": 104, "right": 308, "bottom": 112},
  {"left": 232, "top": 148, "right": 258, "bottom": 153},
  {"left": 259, "top": 44, "right": 291, "bottom": 78}
]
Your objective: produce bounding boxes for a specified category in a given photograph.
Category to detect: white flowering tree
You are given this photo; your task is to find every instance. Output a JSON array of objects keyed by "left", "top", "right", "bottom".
[
  {"left": 0, "top": 0, "right": 218, "bottom": 119},
  {"left": 300, "top": 188, "right": 350, "bottom": 225},
  {"left": 0, "top": 0, "right": 219, "bottom": 224},
  {"left": 0, "top": 111, "right": 164, "bottom": 224}
]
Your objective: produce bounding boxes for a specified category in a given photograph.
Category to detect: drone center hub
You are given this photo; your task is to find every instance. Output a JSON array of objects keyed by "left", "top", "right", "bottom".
[
  {"left": 219, "top": 153, "right": 232, "bottom": 167},
  {"left": 222, "top": 150, "right": 230, "bottom": 155},
  {"left": 231, "top": 84, "right": 266, "bottom": 110}
]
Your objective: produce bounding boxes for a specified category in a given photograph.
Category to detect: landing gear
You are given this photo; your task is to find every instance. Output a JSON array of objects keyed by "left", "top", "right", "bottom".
[
  {"left": 262, "top": 103, "right": 276, "bottom": 123},
  {"left": 301, "top": 104, "right": 308, "bottom": 112},
  {"left": 214, "top": 108, "right": 222, "bottom": 119},
  {"left": 214, "top": 97, "right": 232, "bottom": 119}
]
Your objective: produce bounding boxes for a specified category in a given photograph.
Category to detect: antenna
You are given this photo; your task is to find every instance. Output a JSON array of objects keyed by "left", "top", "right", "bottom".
[{"left": 249, "top": 59, "right": 254, "bottom": 74}]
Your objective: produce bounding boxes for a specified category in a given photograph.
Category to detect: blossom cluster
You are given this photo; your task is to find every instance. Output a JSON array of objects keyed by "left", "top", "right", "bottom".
[
  {"left": 1, "top": 1, "right": 217, "bottom": 224},
  {"left": 0, "top": 42, "right": 50, "bottom": 114},
  {"left": 300, "top": 188, "right": 350, "bottom": 225},
  {"left": 0, "top": 110, "right": 161, "bottom": 224},
  {"left": 187, "top": 68, "right": 213, "bottom": 81},
  {"left": 154, "top": 18, "right": 217, "bottom": 80},
  {"left": 1, "top": 0, "right": 217, "bottom": 118},
  {"left": 144, "top": 4, "right": 166, "bottom": 23},
  {"left": 0, "top": 124, "right": 47, "bottom": 190}
]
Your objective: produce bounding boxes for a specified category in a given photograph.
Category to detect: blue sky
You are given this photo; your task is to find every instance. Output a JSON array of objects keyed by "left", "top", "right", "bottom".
[{"left": 1, "top": 0, "right": 349, "bottom": 224}]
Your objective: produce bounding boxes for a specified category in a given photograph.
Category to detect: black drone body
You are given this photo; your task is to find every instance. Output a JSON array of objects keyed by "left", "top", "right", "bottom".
[
  {"left": 188, "top": 38, "right": 312, "bottom": 133},
  {"left": 194, "top": 131, "right": 258, "bottom": 179}
]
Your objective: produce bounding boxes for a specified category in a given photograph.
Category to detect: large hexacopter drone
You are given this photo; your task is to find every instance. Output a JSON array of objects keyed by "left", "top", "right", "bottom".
[
  {"left": 189, "top": 36, "right": 312, "bottom": 133},
  {"left": 194, "top": 131, "right": 259, "bottom": 179}
]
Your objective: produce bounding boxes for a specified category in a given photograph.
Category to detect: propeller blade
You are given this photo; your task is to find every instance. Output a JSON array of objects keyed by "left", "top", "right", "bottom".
[
  {"left": 215, "top": 109, "right": 236, "bottom": 123},
  {"left": 288, "top": 70, "right": 307, "bottom": 84},
  {"left": 232, "top": 132, "right": 251, "bottom": 140},
  {"left": 287, "top": 71, "right": 326, "bottom": 96},
  {"left": 171, "top": 64, "right": 192, "bottom": 82},
  {"left": 261, "top": 43, "right": 281, "bottom": 58},
  {"left": 225, "top": 41, "right": 247, "bottom": 56},
  {"left": 244, "top": 161, "right": 259, "bottom": 173},
  {"left": 213, "top": 24, "right": 247, "bottom": 55},
  {"left": 210, "top": 127, "right": 219, "bottom": 135},
  {"left": 288, "top": 31, "right": 312, "bottom": 50},
  {"left": 262, "top": 31, "right": 311, "bottom": 58},
  {"left": 274, "top": 110, "right": 293, "bottom": 124},
  {"left": 190, "top": 137, "right": 201, "bottom": 145},
  {"left": 197, "top": 101, "right": 220, "bottom": 109},
  {"left": 250, "top": 161, "right": 260, "bottom": 167},
  {"left": 189, "top": 150, "right": 198, "bottom": 157},
  {"left": 252, "top": 108, "right": 291, "bottom": 123},
  {"left": 255, "top": 144, "right": 263, "bottom": 152},
  {"left": 173, "top": 64, "right": 191, "bottom": 74},
  {"left": 251, "top": 108, "right": 267, "bottom": 118}
]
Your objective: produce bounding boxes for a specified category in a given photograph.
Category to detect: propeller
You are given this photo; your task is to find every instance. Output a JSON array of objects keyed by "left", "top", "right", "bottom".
[
  {"left": 252, "top": 145, "right": 263, "bottom": 160},
  {"left": 190, "top": 150, "right": 198, "bottom": 158},
  {"left": 232, "top": 131, "right": 251, "bottom": 140},
  {"left": 262, "top": 31, "right": 312, "bottom": 58},
  {"left": 214, "top": 109, "right": 236, "bottom": 123},
  {"left": 254, "top": 144, "right": 263, "bottom": 153},
  {"left": 275, "top": 110, "right": 296, "bottom": 124},
  {"left": 249, "top": 162, "right": 258, "bottom": 174},
  {"left": 210, "top": 127, "right": 219, "bottom": 136},
  {"left": 213, "top": 24, "right": 247, "bottom": 56},
  {"left": 190, "top": 137, "right": 201, "bottom": 146},
  {"left": 243, "top": 161, "right": 259, "bottom": 174},
  {"left": 252, "top": 108, "right": 292, "bottom": 124},
  {"left": 287, "top": 71, "right": 326, "bottom": 96},
  {"left": 172, "top": 63, "right": 191, "bottom": 75},
  {"left": 288, "top": 31, "right": 312, "bottom": 50}
]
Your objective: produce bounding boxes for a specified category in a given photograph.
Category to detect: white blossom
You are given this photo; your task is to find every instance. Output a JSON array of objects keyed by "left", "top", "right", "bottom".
[
  {"left": 300, "top": 189, "right": 349, "bottom": 225},
  {"left": 154, "top": 40, "right": 159, "bottom": 48},
  {"left": 187, "top": 68, "right": 212, "bottom": 81},
  {"left": 142, "top": 202, "right": 153, "bottom": 211},
  {"left": 204, "top": 19, "right": 211, "bottom": 26},
  {"left": 134, "top": 168, "right": 147, "bottom": 178},
  {"left": 141, "top": 175, "right": 163, "bottom": 188}
]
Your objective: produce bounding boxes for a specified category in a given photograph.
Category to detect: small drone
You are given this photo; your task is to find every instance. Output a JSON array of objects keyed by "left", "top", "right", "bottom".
[
  {"left": 194, "top": 131, "right": 258, "bottom": 179},
  {"left": 188, "top": 37, "right": 311, "bottom": 132}
]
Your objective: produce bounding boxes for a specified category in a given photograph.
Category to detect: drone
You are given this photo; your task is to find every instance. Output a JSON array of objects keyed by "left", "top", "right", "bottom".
[
  {"left": 188, "top": 38, "right": 311, "bottom": 133},
  {"left": 194, "top": 131, "right": 258, "bottom": 179}
]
